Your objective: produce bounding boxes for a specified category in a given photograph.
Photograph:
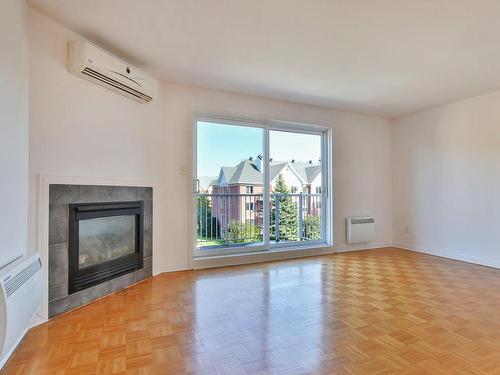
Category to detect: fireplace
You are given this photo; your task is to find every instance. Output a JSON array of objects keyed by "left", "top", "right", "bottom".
[{"left": 68, "top": 201, "right": 144, "bottom": 294}]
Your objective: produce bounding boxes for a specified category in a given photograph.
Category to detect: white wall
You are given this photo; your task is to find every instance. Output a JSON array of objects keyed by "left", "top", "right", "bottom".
[
  {"left": 162, "top": 83, "right": 393, "bottom": 268},
  {"left": 392, "top": 90, "right": 500, "bottom": 267},
  {"left": 0, "top": 0, "right": 30, "bottom": 268},
  {"left": 28, "top": 7, "right": 393, "bottom": 275},
  {"left": 28, "top": 9, "right": 165, "bottom": 265}
]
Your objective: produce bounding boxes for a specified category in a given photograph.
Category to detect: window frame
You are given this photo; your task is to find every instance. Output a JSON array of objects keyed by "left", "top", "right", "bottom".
[{"left": 192, "top": 114, "right": 333, "bottom": 258}]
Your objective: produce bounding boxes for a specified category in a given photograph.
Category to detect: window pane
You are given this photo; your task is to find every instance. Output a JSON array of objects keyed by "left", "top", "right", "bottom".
[
  {"left": 269, "top": 130, "right": 323, "bottom": 243},
  {"left": 196, "top": 121, "right": 264, "bottom": 250}
]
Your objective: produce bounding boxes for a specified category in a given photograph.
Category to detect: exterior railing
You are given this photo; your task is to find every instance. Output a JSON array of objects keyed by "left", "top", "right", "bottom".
[{"left": 196, "top": 193, "right": 322, "bottom": 248}]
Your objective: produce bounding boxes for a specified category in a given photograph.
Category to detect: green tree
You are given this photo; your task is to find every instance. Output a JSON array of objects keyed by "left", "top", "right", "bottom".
[
  {"left": 270, "top": 174, "right": 298, "bottom": 241},
  {"left": 197, "top": 196, "right": 218, "bottom": 239},
  {"left": 303, "top": 215, "right": 321, "bottom": 240}
]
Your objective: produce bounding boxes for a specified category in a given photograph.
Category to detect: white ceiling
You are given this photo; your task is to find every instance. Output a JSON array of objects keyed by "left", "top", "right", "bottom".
[{"left": 28, "top": 0, "right": 500, "bottom": 116}]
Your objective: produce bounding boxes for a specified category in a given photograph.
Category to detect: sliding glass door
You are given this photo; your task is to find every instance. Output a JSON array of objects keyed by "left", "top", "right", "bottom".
[
  {"left": 194, "top": 117, "right": 331, "bottom": 256},
  {"left": 195, "top": 120, "right": 266, "bottom": 253},
  {"left": 269, "top": 130, "right": 325, "bottom": 245}
]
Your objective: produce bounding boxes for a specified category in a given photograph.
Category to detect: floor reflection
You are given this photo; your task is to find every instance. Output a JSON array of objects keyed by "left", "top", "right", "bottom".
[{"left": 192, "top": 260, "right": 326, "bottom": 373}]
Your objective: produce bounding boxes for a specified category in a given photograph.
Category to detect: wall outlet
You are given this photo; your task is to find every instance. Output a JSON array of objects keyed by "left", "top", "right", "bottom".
[{"left": 179, "top": 166, "right": 188, "bottom": 176}]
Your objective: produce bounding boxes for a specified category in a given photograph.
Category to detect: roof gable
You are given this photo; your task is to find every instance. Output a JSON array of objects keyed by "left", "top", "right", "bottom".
[{"left": 228, "top": 159, "right": 262, "bottom": 184}]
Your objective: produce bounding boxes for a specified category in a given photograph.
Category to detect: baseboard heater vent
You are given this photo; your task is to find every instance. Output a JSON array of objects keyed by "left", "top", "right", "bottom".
[
  {"left": 4, "top": 259, "right": 41, "bottom": 298},
  {"left": 0, "top": 254, "right": 42, "bottom": 368}
]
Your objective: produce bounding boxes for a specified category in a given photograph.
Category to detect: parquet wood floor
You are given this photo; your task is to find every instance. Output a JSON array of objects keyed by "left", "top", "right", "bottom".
[{"left": 4, "top": 247, "right": 500, "bottom": 374}]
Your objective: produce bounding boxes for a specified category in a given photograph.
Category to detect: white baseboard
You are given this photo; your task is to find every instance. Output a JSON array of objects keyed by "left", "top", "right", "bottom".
[
  {"left": 393, "top": 242, "right": 500, "bottom": 270},
  {"left": 29, "top": 312, "right": 47, "bottom": 328},
  {"left": 154, "top": 264, "right": 190, "bottom": 274},
  {"left": 334, "top": 242, "right": 393, "bottom": 253}
]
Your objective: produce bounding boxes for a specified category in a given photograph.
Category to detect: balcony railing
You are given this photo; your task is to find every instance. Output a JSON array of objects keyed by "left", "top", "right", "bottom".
[{"left": 196, "top": 193, "right": 322, "bottom": 248}]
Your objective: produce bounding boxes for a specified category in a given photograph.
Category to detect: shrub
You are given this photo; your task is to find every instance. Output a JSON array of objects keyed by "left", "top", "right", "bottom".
[{"left": 227, "top": 220, "right": 261, "bottom": 243}]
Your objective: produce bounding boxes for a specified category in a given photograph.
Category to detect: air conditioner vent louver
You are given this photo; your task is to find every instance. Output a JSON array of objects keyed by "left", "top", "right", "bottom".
[
  {"left": 82, "top": 67, "right": 153, "bottom": 102},
  {"left": 67, "top": 41, "right": 153, "bottom": 103},
  {"left": 4, "top": 259, "right": 41, "bottom": 298}
]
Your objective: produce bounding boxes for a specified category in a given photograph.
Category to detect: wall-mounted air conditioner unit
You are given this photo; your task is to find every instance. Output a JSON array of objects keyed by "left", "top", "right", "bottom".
[
  {"left": 0, "top": 254, "right": 42, "bottom": 368},
  {"left": 68, "top": 40, "right": 153, "bottom": 103},
  {"left": 346, "top": 216, "right": 376, "bottom": 244}
]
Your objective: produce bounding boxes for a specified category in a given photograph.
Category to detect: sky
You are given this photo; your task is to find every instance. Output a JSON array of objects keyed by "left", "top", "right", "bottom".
[{"left": 197, "top": 121, "right": 321, "bottom": 177}]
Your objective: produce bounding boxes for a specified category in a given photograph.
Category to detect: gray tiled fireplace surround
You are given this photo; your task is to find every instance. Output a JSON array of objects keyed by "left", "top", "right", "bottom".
[{"left": 48, "top": 184, "right": 153, "bottom": 318}]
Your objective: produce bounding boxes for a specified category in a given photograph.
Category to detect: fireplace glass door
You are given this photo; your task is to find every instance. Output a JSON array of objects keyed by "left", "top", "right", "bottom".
[
  {"left": 68, "top": 201, "right": 144, "bottom": 293},
  {"left": 79, "top": 215, "right": 136, "bottom": 269}
]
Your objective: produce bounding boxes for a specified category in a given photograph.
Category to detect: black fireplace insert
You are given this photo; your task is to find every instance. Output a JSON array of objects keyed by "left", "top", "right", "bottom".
[{"left": 68, "top": 201, "right": 144, "bottom": 294}]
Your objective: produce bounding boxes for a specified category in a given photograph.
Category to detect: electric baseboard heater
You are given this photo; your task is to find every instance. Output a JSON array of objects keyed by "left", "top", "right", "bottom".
[{"left": 346, "top": 216, "right": 376, "bottom": 244}]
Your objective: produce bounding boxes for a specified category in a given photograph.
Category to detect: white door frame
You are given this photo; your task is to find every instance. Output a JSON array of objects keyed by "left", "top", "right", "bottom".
[{"left": 192, "top": 114, "right": 333, "bottom": 258}]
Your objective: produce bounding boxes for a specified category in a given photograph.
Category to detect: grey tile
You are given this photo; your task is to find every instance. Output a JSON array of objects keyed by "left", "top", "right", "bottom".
[
  {"left": 49, "top": 284, "right": 68, "bottom": 302},
  {"left": 109, "top": 272, "right": 135, "bottom": 293},
  {"left": 112, "top": 186, "right": 137, "bottom": 201},
  {"left": 137, "top": 187, "right": 152, "bottom": 202},
  {"left": 80, "top": 282, "right": 111, "bottom": 305},
  {"left": 143, "top": 256, "right": 152, "bottom": 269},
  {"left": 144, "top": 201, "right": 152, "bottom": 231},
  {"left": 49, "top": 292, "right": 81, "bottom": 318},
  {"left": 80, "top": 185, "right": 113, "bottom": 203},
  {"left": 49, "top": 185, "right": 80, "bottom": 204},
  {"left": 135, "top": 267, "right": 152, "bottom": 282},
  {"left": 49, "top": 204, "right": 68, "bottom": 245},
  {"left": 143, "top": 230, "right": 152, "bottom": 257},
  {"left": 49, "top": 243, "right": 68, "bottom": 287}
]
